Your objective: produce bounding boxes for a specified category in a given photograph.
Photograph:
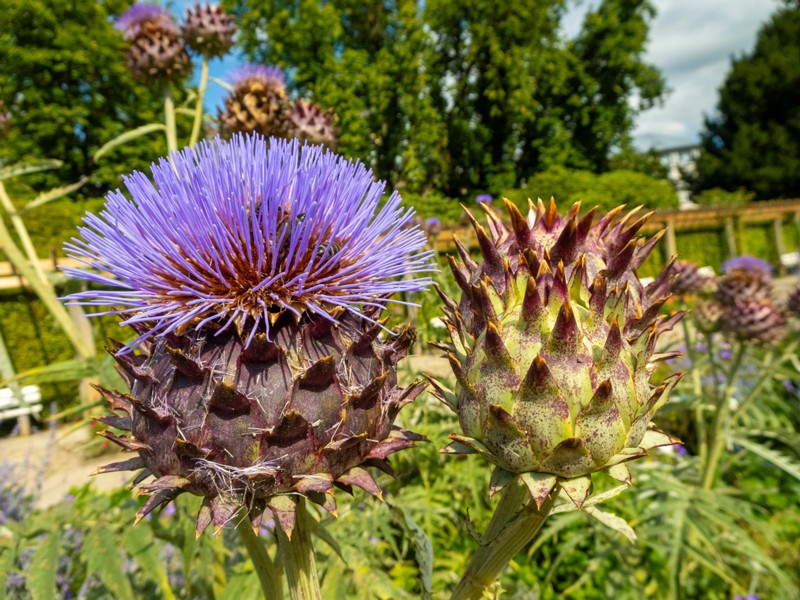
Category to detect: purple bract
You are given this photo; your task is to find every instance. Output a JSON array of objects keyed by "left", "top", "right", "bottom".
[
  {"left": 115, "top": 3, "right": 178, "bottom": 40},
  {"left": 63, "top": 135, "right": 434, "bottom": 348},
  {"left": 231, "top": 63, "right": 286, "bottom": 90},
  {"left": 721, "top": 255, "right": 773, "bottom": 277}
]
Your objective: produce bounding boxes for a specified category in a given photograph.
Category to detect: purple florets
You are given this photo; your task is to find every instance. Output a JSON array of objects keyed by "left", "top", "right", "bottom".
[
  {"left": 115, "top": 3, "right": 178, "bottom": 40},
  {"left": 475, "top": 194, "right": 492, "bottom": 204},
  {"left": 721, "top": 255, "right": 773, "bottom": 277},
  {"left": 63, "top": 135, "right": 434, "bottom": 348},
  {"left": 231, "top": 63, "right": 285, "bottom": 90}
]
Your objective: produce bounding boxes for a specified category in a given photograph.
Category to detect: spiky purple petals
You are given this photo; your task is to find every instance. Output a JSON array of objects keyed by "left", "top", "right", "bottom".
[
  {"left": 115, "top": 3, "right": 178, "bottom": 40},
  {"left": 63, "top": 135, "right": 434, "bottom": 349},
  {"left": 231, "top": 63, "right": 286, "bottom": 92}
]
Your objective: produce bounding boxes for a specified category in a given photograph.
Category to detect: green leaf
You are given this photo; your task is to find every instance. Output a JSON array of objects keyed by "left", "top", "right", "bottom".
[
  {"left": 734, "top": 435, "right": 800, "bottom": 481},
  {"left": 28, "top": 533, "right": 59, "bottom": 600},
  {"left": 85, "top": 525, "right": 135, "bottom": 600},
  {"left": 584, "top": 506, "right": 637, "bottom": 543},
  {"left": 93, "top": 123, "right": 166, "bottom": 162},
  {"left": 216, "top": 570, "right": 262, "bottom": 600},
  {"left": 21, "top": 177, "right": 89, "bottom": 213},
  {"left": 0, "top": 160, "right": 62, "bottom": 181},
  {"left": 209, "top": 76, "right": 233, "bottom": 92},
  {"left": 388, "top": 504, "right": 433, "bottom": 600},
  {"left": 0, "top": 540, "right": 18, "bottom": 600},
  {"left": 123, "top": 526, "right": 176, "bottom": 600},
  {"left": 6, "top": 357, "right": 100, "bottom": 386}
]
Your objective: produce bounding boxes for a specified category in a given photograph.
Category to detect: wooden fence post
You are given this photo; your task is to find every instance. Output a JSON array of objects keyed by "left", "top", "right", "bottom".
[
  {"left": 773, "top": 218, "right": 787, "bottom": 275},
  {"left": 724, "top": 218, "right": 737, "bottom": 259},
  {"left": 665, "top": 217, "right": 678, "bottom": 258}
]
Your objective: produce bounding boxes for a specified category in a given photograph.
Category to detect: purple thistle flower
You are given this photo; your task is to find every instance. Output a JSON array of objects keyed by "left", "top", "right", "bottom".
[
  {"left": 63, "top": 135, "right": 434, "bottom": 349},
  {"left": 231, "top": 63, "right": 286, "bottom": 91},
  {"left": 673, "top": 444, "right": 688, "bottom": 457},
  {"left": 115, "top": 3, "right": 178, "bottom": 41},
  {"left": 475, "top": 194, "right": 492, "bottom": 204},
  {"left": 721, "top": 255, "right": 773, "bottom": 277},
  {"left": 425, "top": 217, "right": 442, "bottom": 236}
]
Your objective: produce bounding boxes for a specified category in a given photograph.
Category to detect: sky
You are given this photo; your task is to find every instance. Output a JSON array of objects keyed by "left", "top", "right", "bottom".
[{"left": 167, "top": 0, "right": 782, "bottom": 152}]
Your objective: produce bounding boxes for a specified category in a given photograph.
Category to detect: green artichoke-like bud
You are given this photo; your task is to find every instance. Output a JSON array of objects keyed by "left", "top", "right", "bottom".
[
  {"left": 671, "top": 260, "right": 714, "bottom": 296},
  {"left": 287, "top": 100, "right": 338, "bottom": 148},
  {"left": 218, "top": 64, "right": 290, "bottom": 139},
  {"left": 182, "top": 4, "right": 236, "bottom": 59},
  {"left": 715, "top": 268, "right": 773, "bottom": 306},
  {"left": 693, "top": 300, "right": 724, "bottom": 334},
  {"left": 430, "top": 199, "right": 683, "bottom": 507},
  {"left": 720, "top": 299, "right": 787, "bottom": 345}
]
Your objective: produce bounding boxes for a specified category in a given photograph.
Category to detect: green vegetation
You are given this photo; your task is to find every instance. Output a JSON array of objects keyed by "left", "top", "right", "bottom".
[{"left": 695, "top": 4, "right": 800, "bottom": 200}]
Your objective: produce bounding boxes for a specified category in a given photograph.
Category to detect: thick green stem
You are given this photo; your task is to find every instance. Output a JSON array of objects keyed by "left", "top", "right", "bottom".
[
  {"left": 701, "top": 343, "right": 746, "bottom": 490},
  {"left": 236, "top": 517, "right": 284, "bottom": 599},
  {"left": 163, "top": 88, "right": 178, "bottom": 154},
  {"left": 451, "top": 480, "right": 556, "bottom": 600},
  {"left": 189, "top": 59, "right": 209, "bottom": 148},
  {"left": 275, "top": 499, "right": 322, "bottom": 600}
]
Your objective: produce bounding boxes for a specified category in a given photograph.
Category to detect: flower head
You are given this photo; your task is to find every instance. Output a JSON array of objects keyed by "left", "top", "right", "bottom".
[
  {"left": 115, "top": 3, "right": 178, "bottom": 41},
  {"left": 721, "top": 255, "right": 773, "bottom": 277},
  {"left": 231, "top": 63, "right": 286, "bottom": 93},
  {"left": 424, "top": 217, "right": 442, "bottom": 236},
  {"left": 63, "top": 135, "right": 434, "bottom": 349},
  {"left": 182, "top": 3, "right": 236, "bottom": 59},
  {"left": 475, "top": 194, "right": 492, "bottom": 204}
]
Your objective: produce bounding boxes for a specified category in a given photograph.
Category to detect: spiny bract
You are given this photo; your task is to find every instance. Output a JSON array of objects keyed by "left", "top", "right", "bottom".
[
  {"left": 63, "top": 135, "right": 434, "bottom": 536},
  {"left": 218, "top": 64, "right": 290, "bottom": 139},
  {"left": 429, "top": 199, "right": 684, "bottom": 508}
]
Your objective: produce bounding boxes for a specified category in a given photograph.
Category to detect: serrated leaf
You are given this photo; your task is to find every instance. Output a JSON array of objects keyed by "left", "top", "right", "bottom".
[
  {"left": 123, "top": 526, "right": 176, "bottom": 600},
  {"left": 734, "top": 435, "right": 800, "bottom": 481},
  {"left": 28, "top": 533, "right": 59, "bottom": 600},
  {"left": 0, "top": 159, "right": 62, "bottom": 181},
  {"left": 85, "top": 525, "right": 135, "bottom": 600},
  {"left": 584, "top": 506, "right": 637, "bottom": 543},
  {"left": 388, "top": 504, "right": 433, "bottom": 600},
  {"left": 93, "top": 123, "right": 166, "bottom": 162}
]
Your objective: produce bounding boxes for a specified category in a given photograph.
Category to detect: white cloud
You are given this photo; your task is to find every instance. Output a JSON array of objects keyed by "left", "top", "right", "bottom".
[{"left": 632, "top": 0, "right": 781, "bottom": 149}]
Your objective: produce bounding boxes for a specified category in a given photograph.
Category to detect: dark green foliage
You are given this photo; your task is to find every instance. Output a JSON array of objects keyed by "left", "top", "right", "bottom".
[
  {"left": 222, "top": 0, "right": 665, "bottom": 197},
  {"left": 502, "top": 166, "right": 678, "bottom": 214},
  {"left": 608, "top": 147, "right": 669, "bottom": 179},
  {"left": 695, "top": 5, "right": 800, "bottom": 200},
  {"left": 691, "top": 187, "right": 755, "bottom": 207},
  {"left": 0, "top": 0, "right": 173, "bottom": 193}
]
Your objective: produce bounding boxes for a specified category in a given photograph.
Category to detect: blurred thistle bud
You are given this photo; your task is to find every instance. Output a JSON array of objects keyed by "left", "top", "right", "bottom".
[
  {"left": 721, "top": 298, "right": 787, "bottom": 345},
  {"left": 671, "top": 260, "right": 714, "bottom": 296},
  {"left": 218, "top": 64, "right": 290, "bottom": 138},
  {"left": 424, "top": 217, "right": 442, "bottom": 237},
  {"left": 287, "top": 100, "right": 338, "bottom": 148},
  {"left": 116, "top": 3, "right": 192, "bottom": 84},
  {"left": 182, "top": 4, "right": 236, "bottom": 60},
  {"left": 693, "top": 300, "right": 725, "bottom": 334},
  {"left": 63, "top": 135, "right": 435, "bottom": 534},
  {"left": 475, "top": 194, "right": 492, "bottom": 204},
  {"left": 715, "top": 267, "right": 773, "bottom": 306},
  {"left": 787, "top": 285, "right": 800, "bottom": 318},
  {"left": 721, "top": 255, "right": 774, "bottom": 278},
  {"left": 430, "top": 199, "right": 683, "bottom": 508}
]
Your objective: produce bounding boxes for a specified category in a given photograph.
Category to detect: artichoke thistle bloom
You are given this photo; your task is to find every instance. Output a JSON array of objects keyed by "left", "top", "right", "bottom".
[
  {"left": 430, "top": 199, "right": 683, "bottom": 507},
  {"left": 116, "top": 3, "right": 192, "bottom": 83},
  {"left": 287, "top": 100, "right": 338, "bottom": 148},
  {"left": 218, "top": 64, "right": 290, "bottom": 138},
  {"left": 788, "top": 285, "right": 800, "bottom": 318},
  {"left": 63, "top": 135, "right": 434, "bottom": 533},
  {"left": 671, "top": 260, "right": 714, "bottom": 296},
  {"left": 182, "top": 4, "right": 236, "bottom": 59},
  {"left": 720, "top": 298, "right": 787, "bottom": 345}
]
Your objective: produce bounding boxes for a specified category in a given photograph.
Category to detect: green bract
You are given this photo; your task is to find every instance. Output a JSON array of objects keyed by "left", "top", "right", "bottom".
[{"left": 430, "top": 199, "right": 684, "bottom": 507}]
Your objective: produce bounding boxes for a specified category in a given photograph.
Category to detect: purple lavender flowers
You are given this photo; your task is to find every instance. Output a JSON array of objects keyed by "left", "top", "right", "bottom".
[{"left": 63, "top": 135, "right": 434, "bottom": 348}]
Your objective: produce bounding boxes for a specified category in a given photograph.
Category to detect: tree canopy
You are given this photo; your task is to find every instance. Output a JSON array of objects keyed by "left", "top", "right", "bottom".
[
  {"left": 694, "top": 5, "right": 800, "bottom": 200},
  {"left": 0, "top": 0, "right": 171, "bottom": 193},
  {"left": 222, "top": 0, "right": 665, "bottom": 198}
]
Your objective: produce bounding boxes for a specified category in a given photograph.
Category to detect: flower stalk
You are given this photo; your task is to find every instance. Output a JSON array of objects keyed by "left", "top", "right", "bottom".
[
  {"left": 701, "top": 342, "right": 746, "bottom": 490},
  {"left": 276, "top": 500, "right": 322, "bottom": 600},
  {"left": 189, "top": 59, "right": 209, "bottom": 148},
  {"left": 235, "top": 516, "right": 284, "bottom": 599},
  {"left": 163, "top": 87, "right": 178, "bottom": 154},
  {"left": 451, "top": 479, "right": 556, "bottom": 600}
]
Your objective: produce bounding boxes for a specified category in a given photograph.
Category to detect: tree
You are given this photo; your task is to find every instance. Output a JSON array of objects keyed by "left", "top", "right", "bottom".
[
  {"left": 223, "top": 0, "right": 665, "bottom": 197},
  {"left": 694, "top": 6, "right": 800, "bottom": 200},
  {"left": 0, "top": 0, "right": 172, "bottom": 193}
]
